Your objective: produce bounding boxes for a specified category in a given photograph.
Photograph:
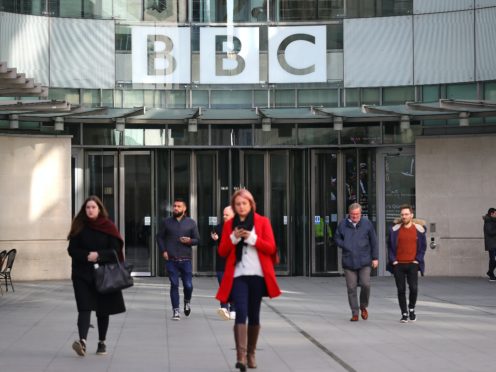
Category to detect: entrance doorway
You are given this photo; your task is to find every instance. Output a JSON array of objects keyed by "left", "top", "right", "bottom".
[
  {"left": 376, "top": 147, "right": 416, "bottom": 275},
  {"left": 86, "top": 151, "right": 154, "bottom": 276}
]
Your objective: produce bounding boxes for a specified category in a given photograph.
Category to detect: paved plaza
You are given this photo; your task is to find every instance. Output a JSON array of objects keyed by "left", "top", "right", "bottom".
[{"left": 0, "top": 275, "right": 495, "bottom": 372}]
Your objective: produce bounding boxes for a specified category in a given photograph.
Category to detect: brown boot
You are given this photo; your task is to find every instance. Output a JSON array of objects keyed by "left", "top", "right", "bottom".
[
  {"left": 247, "top": 325, "right": 260, "bottom": 368},
  {"left": 234, "top": 324, "right": 247, "bottom": 372}
]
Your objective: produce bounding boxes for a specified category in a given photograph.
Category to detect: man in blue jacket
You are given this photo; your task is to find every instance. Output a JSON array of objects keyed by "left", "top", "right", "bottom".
[{"left": 335, "top": 203, "right": 378, "bottom": 321}]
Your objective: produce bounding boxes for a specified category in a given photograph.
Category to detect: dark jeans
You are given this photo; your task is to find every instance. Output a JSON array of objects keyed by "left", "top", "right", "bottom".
[
  {"left": 488, "top": 250, "right": 496, "bottom": 276},
  {"left": 231, "top": 276, "right": 265, "bottom": 325},
  {"left": 166, "top": 259, "right": 193, "bottom": 310},
  {"left": 393, "top": 263, "right": 419, "bottom": 314}
]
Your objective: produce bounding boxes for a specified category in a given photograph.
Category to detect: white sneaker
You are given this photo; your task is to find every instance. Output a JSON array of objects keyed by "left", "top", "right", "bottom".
[
  {"left": 229, "top": 311, "right": 236, "bottom": 320},
  {"left": 217, "top": 308, "right": 230, "bottom": 320}
]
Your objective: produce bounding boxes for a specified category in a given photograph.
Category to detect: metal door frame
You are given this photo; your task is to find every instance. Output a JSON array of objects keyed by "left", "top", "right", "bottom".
[
  {"left": 119, "top": 150, "right": 155, "bottom": 276},
  {"left": 375, "top": 147, "right": 415, "bottom": 276},
  {"left": 239, "top": 149, "right": 291, "bottom": 275},
  {"left": 309, "top": 149, "right": 344, "bottom": 275},
  {"left": 85, "top": 151, "right": 118, "bottom": 223}
]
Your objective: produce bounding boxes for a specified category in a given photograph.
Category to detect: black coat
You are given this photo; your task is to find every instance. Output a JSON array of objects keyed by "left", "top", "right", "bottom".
[
  {"left": 68, "top": 225, "right": 126, "bottom": 315},
  {"left": 484, "top": 215, "right": 496, "bottom": 251}
]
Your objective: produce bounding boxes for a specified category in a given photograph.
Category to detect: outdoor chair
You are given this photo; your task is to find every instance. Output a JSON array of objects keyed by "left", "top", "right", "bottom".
[{"left": 0, "top": 249, "right": 17, "bottom": 292}]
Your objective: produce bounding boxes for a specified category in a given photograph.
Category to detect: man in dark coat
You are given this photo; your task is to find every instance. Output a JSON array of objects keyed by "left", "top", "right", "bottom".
[
  {"left": 483, "top": 207, "right": 496, "bottom": 281},
  {"left": 335, "top": 203, "right": 378, "bottom": 322}
]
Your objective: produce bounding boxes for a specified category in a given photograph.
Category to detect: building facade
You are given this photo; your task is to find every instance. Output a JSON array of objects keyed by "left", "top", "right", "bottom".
[{"left": 1, "top": 0, "right": 496, "bottom": 279}]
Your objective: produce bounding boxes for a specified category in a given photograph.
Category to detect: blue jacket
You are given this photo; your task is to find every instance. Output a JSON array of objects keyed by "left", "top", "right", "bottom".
[
  {"left": 335, "top": 217, "right": 378, "bottom": 270},
  {"left": 387, "top": 219, "right": 427, "bottom": 274}
]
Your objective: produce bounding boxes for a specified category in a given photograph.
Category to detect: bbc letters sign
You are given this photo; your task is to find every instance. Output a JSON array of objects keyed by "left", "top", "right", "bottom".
[{"left": 132, "top": 26, "right": 326, "bottom": 84}]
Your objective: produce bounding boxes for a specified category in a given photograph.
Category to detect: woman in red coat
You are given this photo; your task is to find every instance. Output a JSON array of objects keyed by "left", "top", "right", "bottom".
[{"left": 216, "top": 189, "right": 281, "bottom": 372}]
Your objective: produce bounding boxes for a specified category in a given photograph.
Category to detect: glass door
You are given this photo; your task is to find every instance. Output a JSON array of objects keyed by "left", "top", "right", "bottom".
[
  {"left": 376, "top": 148, "right": 415, "bottom": 275},
  {"left": 242, "top": 151, "right": 290, "bottom": 274},
  {"left": 86, "top": 152, "right": 118, "bottom": 223},
  {"left": 311, "top": 151, "right": 339, "bottom": 274},
  {"left": 120, "top": 152, "right": 153, "bottom": 276},
  {"left": 196, "top": 151, "right": 217, "bottom": 273}
]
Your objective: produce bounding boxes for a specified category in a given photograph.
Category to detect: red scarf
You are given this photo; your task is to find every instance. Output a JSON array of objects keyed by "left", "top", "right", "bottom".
[{"left": 87, "top": 217, "right": 125, "bottom": 261}]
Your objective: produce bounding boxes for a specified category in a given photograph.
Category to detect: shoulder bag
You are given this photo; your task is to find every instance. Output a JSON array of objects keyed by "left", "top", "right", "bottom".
[{"left": 94, "top": 251, "right": 134, "bottom": 294}]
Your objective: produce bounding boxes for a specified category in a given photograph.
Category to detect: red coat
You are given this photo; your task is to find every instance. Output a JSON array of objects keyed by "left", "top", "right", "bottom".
[{"left": 216, "top": 213, "right": 281, "bottom": 303}]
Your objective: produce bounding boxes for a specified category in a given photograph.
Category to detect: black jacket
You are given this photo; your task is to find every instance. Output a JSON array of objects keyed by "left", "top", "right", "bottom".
[
  {"left": 484, "top": 215, "right": 496, "bottom": 251},
  {"left": 68, "top": 225, "right": 125, "bottom": 315}
]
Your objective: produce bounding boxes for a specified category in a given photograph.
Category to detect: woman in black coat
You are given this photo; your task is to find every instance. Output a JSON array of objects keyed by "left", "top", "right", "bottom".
[{"left": 67, "top": 195, "right": 126, "bottom": 357}]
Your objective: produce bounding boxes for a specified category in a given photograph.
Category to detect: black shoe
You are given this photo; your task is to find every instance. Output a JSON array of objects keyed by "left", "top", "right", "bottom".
[
  {"left": 400, "top": 313, "right": 408, "bottom": 323},
  {"left": 184, "top": 302, "right": 191, "bottom": 317},
  {"left": 487, "top": 271, "right": 496, "bottom": 281},
  {"left": 409, "top": 308, "right": 417, "bottom": 322},
  {"left": 72, "top": 339, "right": 86, "bottom": 356},
  {"left": 96, "top": 341, "right": 107, "bottom": 355}
]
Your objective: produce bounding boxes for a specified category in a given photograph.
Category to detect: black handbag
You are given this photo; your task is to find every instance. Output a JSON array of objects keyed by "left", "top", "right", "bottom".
[{"left": 94, "top": 251, "right": 134, "bottom": 294}]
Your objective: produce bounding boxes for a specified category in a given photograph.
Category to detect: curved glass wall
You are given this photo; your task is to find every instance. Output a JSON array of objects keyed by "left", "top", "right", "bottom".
[{"left": 0, "top": 0, "right": 412, "bottom": 20}]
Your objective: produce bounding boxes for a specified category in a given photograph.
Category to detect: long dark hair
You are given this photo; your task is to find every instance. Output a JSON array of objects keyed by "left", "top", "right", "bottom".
[{"left": 67, "top": 195, "right": 109, "bottom": 239}]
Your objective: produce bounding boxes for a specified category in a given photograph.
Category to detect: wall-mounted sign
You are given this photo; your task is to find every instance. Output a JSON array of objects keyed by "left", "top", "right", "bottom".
[{"left": 132, "top": 25, "right": 327, "bottom": 84}]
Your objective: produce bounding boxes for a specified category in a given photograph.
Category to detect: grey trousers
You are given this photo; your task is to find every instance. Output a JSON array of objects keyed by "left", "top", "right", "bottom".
[{"left": 344, "top": 266, "right": 371, "bottom": 315}]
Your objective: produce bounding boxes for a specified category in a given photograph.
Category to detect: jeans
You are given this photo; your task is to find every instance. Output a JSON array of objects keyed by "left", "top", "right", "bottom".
[
  {"left": 231, "top": 276, "right": 265, "bottom": 325},
  {"left": 393, "top": 263, "right": 419, "bottom": 314},
  {"left": 488, "top": 250, "right": 496, "bottom": 276},
  {"left": 344, "top": 266, "right": 371, "bottom": 315},
  {"left": 166, "top": 259, "right": 193, "bottom": 310}
]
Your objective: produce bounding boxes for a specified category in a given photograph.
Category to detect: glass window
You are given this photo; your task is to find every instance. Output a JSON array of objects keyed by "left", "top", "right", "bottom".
[
  {"left": 383, "top": 121, "right": 421, "bottom": 144},
  {"left": 254, "top": 123, "right": 296, "bottom": 145},
  {"left": 484, "top": 82, "right": 496, "bottom": 101},
  {"left": 166, "top": 124, "right": 209, "bottom": 145},
  {"left": 211, "top": 90, "right": 252, "bottom": 108},
  {"left": 278, "top": 0, "right": 344, "bottom": 21},
  {"left": 115, "top": 26, "right": 132, "bottom": 52},
  {"left": 211, "top": 125, "right": 253, "bottom": 146},
  {"left": 113, "top": 0, "right": 142, "bottom": 21},
  {"left": 123, "top": 90, "right": 144, "bottom": 108},
  {"left": 144, "top": 90, "right": 156, "bottom": 108},
  {"left": 124, "top": 128, "right": 144, "bottom": 145},
  {"left": 166, "top": 90, "right": 187, "bottom": 108},
  {"left": 274, "top": 89, "right": 295, "bottom": 107},
  {"left": 254, "top": 90, "right": 269, "bottom": 107},
  {"left": 382, "top": 86, "right": 414, "bottom": 105},
  {"left": 341, "top": 124, "right": 381, "bottom": 145},
  {"left": 362, "top": 88, "right": 380, "bottom": 105},
  {"left": 102, "top": 90, "right": 114, "bottom": 107},
  {"left": 346, "top": 0, "right": 412, "bottom": 18},
  {"left": 297, "top": 125, "right": 338, "bottom": 145},
  {"left": 328, "top": 23, "right": 343, "bottom": 50},
  {"left": 49, "top": 88, "right": 80, "bottom": 105},
  {"left": 83, "top": 126, "right": 120, "bottom": 145},
  {"left": 83, "top": 90, "right": 101, "bottom": 107},
  {"left": 193, "top": 0, "right": 261, "bottom": 22},
  {"left": 58, "top": 0, "right": 83, "bottom": 17},
  {"left": 422, "top": 85, "right": 439, "bottom": 102},
  {"left": 0, "top": 0, "right": 45, "bottom": 15},
  {"left": 145, "top": 128, "right": 166, "bottom": 145},
  {"left": 144, "top": 0, "right": 187, "bottom": 22},
  {"left": 298, "top": 89, "right": 338, "bottom": 107},
  {"left": 446, "top": 83, "right": 478, "bottom": 100},
  {"left": 344, "top": 88, "right": 359, "bottom": 106},
  {"left": 192, "top": 90, "right": 210, "bottom": 108}
]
